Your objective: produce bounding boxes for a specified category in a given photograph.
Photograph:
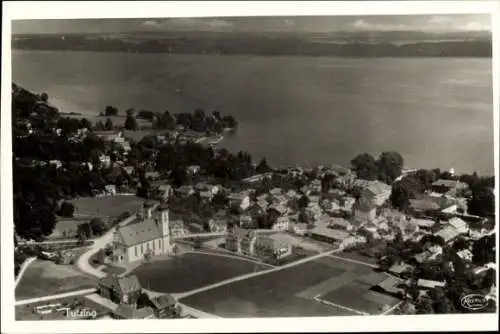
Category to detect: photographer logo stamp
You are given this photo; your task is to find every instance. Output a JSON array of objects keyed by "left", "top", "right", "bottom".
[{"left": 460, "top": 294, "right": 488, "bottom": 311}]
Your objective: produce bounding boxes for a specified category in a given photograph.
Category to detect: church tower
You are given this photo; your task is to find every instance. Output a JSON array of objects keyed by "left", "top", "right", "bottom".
[{"left": 159, "top": 205, "right": 173, "bottom": 255}]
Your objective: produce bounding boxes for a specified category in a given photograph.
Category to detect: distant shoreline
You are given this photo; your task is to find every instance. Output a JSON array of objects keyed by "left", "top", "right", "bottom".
[{"left": 11, "top": 47, "right": 492, "bottom": 59}]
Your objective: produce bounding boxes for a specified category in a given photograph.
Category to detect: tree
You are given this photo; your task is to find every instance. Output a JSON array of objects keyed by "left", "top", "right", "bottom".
[
  {"left": 80, "top": 118, "right": 92, "bottom": 130},
  {"left": 452, "top": 237, "right": 469, "bottom": 251},
  {"left": 77, "top": 223, "right": 93, "bottom": 240},
  {"left": 58, "top": 201, "right": 75, "bottom": 217},
  {"left": 126, "top": 108, "right": 135, "bottom": 116},
  {"left": 97, "top": 248, "right": 106, "bottom": 264},
  {"left": 298, "top": 195, "right": 310, "bottom": 209},
  {"left": 468, "top": 187, "right": 494, "bottom": 217},
  {"left": 256, "top": 158, "right": 272, "bottom": 174},
  {"left": 105, "top": 118, "right": 113, "bottom": 131},
  {"left": 40, "top": 92, "right": 49, "bottom": 103},
  {"left": 416, "top": 296, "right": 435, "bottom": 314},
  {"left": 351, "top": 153, "right": 378, "bottom": 180},
  {"left": 124, "top": 115, "right": 139, "bottom": 131},
  {"left": 481, "top": 268, "right": 495, "bottom": 290},
  {"left": 90, "top": 218, "right": 107, "bottom": 236},
  {"left": 390, "top": 177, "right": 423, "bottom": 211},
  {"left": 377, "top": 151, "right": 404, "bottom": 184},
  {"left": 104, "top": 105, "right": 118, "bottom": 116}
]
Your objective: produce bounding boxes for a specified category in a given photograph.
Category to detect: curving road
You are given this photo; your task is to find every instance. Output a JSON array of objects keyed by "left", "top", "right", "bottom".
[
  {"left": 15, "top": 257, "right": 37, "bottom": 288},
  {"left": 75, "top": 228, "right": 117, "bottom": 279}
]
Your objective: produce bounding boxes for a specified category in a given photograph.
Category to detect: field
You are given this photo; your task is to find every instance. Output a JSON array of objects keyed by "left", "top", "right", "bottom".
[
  {"left": 69, "top": 195, "right": 145, "bottom": 219},
  {"left": 15, "top": 295, "right": 110, "bottom": 321},
  {"left": 132, "top": 252, "right": 270, "bottom": 293},
  {"left": 15, "top": 260, "right": 97, "bottom": 300},
  {"left": 180, "top": 256, "right": 401, "bottom": 318}
]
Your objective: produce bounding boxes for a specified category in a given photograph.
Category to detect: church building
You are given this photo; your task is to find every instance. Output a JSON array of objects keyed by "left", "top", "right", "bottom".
[{"left": 112, "top": 202, "right": 174, "bottom": 264}]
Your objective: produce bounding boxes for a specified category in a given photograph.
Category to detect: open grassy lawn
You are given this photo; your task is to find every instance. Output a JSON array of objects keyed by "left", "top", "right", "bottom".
[
  {"left": 180, "top": 259, "right": 358, "bottom": 318},
  {"left": 69, "top": 195, "right": 145, "bottom": 219},
  {"left": 132, "top": 253, "right": 270, "bottom": 293},
  {"left": 15, "top": 260, "right": 97, "bottom": 300},
  {"left": 181, "top": 256, "right": 398, "bottom": 318}
]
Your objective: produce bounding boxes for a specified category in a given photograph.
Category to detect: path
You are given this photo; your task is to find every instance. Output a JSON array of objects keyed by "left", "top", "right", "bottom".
[
  {"left": 18, "top": 239, "right": 83, "bottom": 246},
  {"left": 174, "top": 247, "right": 344, "bottom": 300},
  {"left": 327, "top": 254, "right": 379, "bottom": 269},
  {"left": 381, "top": 300, "right": 404, "bottom": 315},
  {"left": 313, "top": 295, "right": 368, "bottom": 316},
  {"left": 14, "top": 257, "right": 37, "bottom": 288},
  {"left": 177, "top": 303, "right": 221, "bottom": 318},
  {"left": 183, "top": 250, "right": 276, "bottom": 268},
  {"left": 15, "top": 288, "right": 96, "bottom": 306},
  {"left": 75, "top": 228, "right": 116, "bottom": 279}
]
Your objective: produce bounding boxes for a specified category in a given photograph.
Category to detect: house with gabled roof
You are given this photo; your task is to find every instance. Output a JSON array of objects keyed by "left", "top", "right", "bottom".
[
  {"left": 98, "top": 274, "right": 142, "bottom": 306},
  {"left": 149, "top": 294, "right": 178, "bottom": 318}
]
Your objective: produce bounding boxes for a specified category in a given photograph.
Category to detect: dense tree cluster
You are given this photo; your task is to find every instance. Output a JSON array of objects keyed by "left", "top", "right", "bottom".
[{"left": 350, "top": 151, "right": 404, "bottom": 183}]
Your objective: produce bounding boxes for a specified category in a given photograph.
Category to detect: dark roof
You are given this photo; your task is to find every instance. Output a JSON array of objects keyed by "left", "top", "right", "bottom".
[
  {"left": 99, "top": 274, "right": 142, "bottom": 293},
  {"left": 151, "top": 294, "right": 176, "bottom": 309},
  {"left": 117, "top": 275, "right": 142, "bottom": 293},
  {"left": 409, "top": 199, "right": 441, "bottom": 212},
  {"left": 117, "top": 219, "right": 162, "bottom": 247}
]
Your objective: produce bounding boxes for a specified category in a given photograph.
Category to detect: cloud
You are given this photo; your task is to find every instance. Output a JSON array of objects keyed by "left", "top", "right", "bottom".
[
  {"left": 283, "top": 18, "right": 296, "bottom": 28},
  {"left": 208, "top": 19, "right": 233, "bottom": 29},
  {"left": 141, "top": 20, "right": 162, "bottom": 28},
  {"left": 350, "top": 19, "right": 406, "bottom": 31}
]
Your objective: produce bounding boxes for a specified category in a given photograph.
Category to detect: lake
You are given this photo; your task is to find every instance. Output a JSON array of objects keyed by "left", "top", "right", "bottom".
[{"left": 12, "top": 50, "right": 494, "bottom": 175}]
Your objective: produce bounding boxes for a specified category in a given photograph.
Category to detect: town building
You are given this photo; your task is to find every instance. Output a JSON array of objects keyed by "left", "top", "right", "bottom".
[
  {"left": 111, "top": 203, "right": 175, "bottom": 264},
  {"left": 308, "top": 225, "right": 350, "bottom": 244},
  {"left": 157, "top": 184, "right": 173, "bottom": 200},
  {"left": 208, "top": 218, "right": 228, "bottom": 233},
  {"left": 353, "top": 200, "right": 377, "bottom": 222},
  {"left": 149, "top": 294, "right": 178, "bottom": 319},
  {"left": 388, "top": 263, "right": 415, "bottom": 278},
  {"left": 416, "top": 279, "right": 446, "bottom": 290},
  {"left": 98, "top": 274, "right": 142, "bottom": 306},
  {"left": 291, "top": 222, "right": 309, "bottom": 236},
  {"left": 339, "top": 196, "right": 356, "bottom": 211},
  {"left": 328, "top": 217, "right": 352, "bottom": 231},
  {"left": 447, "top": 217, "right": 469, "bottom": 234},
  {"left": 434, "top": 226, "right": 461, "bottom": 244},
  {"left": 375, "top": 276, "right": 405, "bottom": 297},
  {"left": 175, "top": 185, "right": 195, "bottom": 197},
  {"left": 273, "top": 216, "right": 290, "bottom": 231},
  {"left": 362, "top": 181, "right": 392, "bottom": 207},
  {"left": 228, "top": 192, "right": 251, "bottom": 211},
  {"left": 104, "top": 184, "right": 117, "bottom": 196},
  {"left": 431, "top": 179, "right": 469, "bottom": 195}
]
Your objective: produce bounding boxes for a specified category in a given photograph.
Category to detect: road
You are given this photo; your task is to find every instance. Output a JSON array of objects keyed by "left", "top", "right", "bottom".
[
  {"left": 327, "top": 254, "right": 379, "bottom": 269},
  {"left": 177, "top": 303, "right": 221, "bottom": 318},
  {"left": 15, "top": 288, "right": 97, "bottom": 306},
  {"left": 14, "top": 257, "right": 37, "bottom": 288},
  {"left": 75, "top": 228, "right": 116, "bottom": 279},
  {"left": 184, "top": 250, "right": 276, "bottom": 268},
  {"left": 17, "top": 239, "right": 84, "bottom": 246},
  {"left": 174, "top": 247, "right": 345, "bottom": 300}
]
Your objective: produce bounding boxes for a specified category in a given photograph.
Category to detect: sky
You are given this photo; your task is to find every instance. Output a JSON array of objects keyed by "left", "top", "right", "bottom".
[{"left": 12, "top": 14, "right": 491, "bottom": 35}]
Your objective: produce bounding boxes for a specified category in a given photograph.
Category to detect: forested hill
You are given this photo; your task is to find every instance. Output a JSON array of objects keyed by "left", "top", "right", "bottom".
[{"left": 12, "top": 31, "right": 492, "bottom": 57}]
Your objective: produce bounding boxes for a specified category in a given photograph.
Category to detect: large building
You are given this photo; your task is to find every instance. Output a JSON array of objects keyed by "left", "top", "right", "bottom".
[{"left": 112, "top": 203, "right": 175, "bottom": 264}]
